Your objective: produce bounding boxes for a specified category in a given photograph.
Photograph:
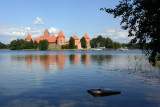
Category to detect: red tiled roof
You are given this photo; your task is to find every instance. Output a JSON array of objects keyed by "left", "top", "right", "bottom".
[
  {"left": 33, "top": 38, "right": 40, "bottom": 43},
  {"left": 84, "top": 33, "right": 89, "bottom": 39},
  {"left": 51, "top": 35, "right": 56, "bottom": 39},
  {"left": 25, "top": 34, "right": 32, "bottom": 40},
  {"left": 40, "top": 36, "right": 44, "bottom": 39},
  {"left": 65, "top": 41, "right": 69, "bottom": 43},
  {"left": 57, "top": 30, "right": 65, "bottom": 37},
  {"left": 48, "top": 35, "right": 56, "bottom": 43},
  {"left": 73, "top": 35, "right": 79, "bottom": 40}
]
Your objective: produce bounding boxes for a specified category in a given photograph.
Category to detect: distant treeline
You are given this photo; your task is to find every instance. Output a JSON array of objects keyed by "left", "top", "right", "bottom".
[
  {"left": 0, "top": 42, "right": 9, "bottom": 49},
  {"left": 90, "top": 35, "right": 140, "bottom": 49},
  {"left": 0, "top": 35, "right": 140, "bottom": 50},
  {"left": 9, "top": 39, "right": 49, "bottom": 50}
]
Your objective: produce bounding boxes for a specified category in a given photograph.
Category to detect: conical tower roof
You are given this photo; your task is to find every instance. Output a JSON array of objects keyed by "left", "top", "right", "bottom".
[
  {"left": 57, "top": 30, "right": 65, "bottom": 37},
  {"left": 44, "top": 29, "right": 50, "bottom": 34},
  {"left": 84, "top": 33, "right": 89, "bottom": 39},
  {"left": 25, "top": 34, "right": 32, "bottom": 40},
  {"left": 73, "top": 35, "right": 79, "bottom": 40}
]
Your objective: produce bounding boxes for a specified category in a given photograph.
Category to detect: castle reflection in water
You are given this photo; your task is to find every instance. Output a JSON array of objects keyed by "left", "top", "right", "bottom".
[{"left": 25, "top": 54, "right": 90, "bottom": 71}]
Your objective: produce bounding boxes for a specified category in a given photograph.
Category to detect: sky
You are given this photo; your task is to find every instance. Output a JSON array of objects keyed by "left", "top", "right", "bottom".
[{"left": 0, "top": 0, "right": 132, "bottom": 44}]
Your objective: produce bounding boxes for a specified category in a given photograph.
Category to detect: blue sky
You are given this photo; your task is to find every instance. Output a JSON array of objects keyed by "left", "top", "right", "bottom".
[{"left": 0, "top": 0, "right": 131, "bottom": 44}]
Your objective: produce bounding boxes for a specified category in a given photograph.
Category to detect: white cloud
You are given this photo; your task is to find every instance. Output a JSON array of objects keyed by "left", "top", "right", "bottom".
[
  {"left": 48, "top": 27, "right": 60, "bottom": 35},
  {"left": 0, "top": 25, "right": 64, "bottom": 43},
  {"left": 25, "top": 27, "right": 31, "bottom": 31},
  {"left": 100, "top": 28, "right": 132, "bottom": 43},
  {"left": 34, "top": 17, "right": 45, "bottom": 25}
]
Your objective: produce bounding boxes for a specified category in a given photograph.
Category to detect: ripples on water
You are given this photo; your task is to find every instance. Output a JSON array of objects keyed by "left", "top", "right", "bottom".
[{"left": 0, "top": 50, "right": 160, "bottom": 107}]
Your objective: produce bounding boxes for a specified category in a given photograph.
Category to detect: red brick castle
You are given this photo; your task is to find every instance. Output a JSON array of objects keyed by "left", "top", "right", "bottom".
[{"left": 25, "top": 29, "right": 90, "bottom": 49}]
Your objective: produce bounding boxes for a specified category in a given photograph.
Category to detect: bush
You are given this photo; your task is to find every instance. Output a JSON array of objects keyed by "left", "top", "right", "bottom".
[
  {"left": 39, "top": 40, "right": 49, "bottom": 50},
  {"left": 61, "top": 44, "right": 70, "bottom": 49},
  {"left": 9, "top": 39, "right": 25, "bottom": 50},
  {"left": 61, "top": 45, "right": 65, "bottom": 49}
]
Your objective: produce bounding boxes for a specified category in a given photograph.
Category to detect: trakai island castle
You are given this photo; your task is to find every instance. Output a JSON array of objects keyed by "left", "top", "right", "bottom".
[{"left": 25, "top": 29, "right": 91, "bottom": 49}]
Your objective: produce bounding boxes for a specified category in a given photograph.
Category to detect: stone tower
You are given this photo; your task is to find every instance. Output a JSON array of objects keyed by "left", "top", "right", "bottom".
[
  {"left": 44, "top": 29, "right": 50, "bottom": 38},
  {"left": 57, "top": 30, "right": 65, "bottom": 45},
  {"left": 84, "top": 33, "right": 90, "bottom": 49}
]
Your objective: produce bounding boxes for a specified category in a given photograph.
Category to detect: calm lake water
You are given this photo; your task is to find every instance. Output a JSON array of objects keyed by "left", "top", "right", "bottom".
[{"left": 0, "top": 50, "right": 160, "bottom": 107}]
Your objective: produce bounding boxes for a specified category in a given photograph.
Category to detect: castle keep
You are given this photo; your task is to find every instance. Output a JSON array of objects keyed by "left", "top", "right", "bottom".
[{"left": 25, "top": 29, "right": 90, "bottom": 49}]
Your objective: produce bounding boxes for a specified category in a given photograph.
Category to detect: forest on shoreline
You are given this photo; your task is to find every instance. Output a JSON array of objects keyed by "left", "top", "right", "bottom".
[{"left": 0, "top": 35, "right": 140, "bottom": 50}]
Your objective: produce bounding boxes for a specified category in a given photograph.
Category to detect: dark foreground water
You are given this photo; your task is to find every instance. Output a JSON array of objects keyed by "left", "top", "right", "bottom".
[{"left": 0, "top": 50, "right": 160, "bottom": 107}]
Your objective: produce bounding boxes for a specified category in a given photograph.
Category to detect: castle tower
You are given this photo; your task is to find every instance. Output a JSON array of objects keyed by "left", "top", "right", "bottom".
[
  {"left": 44, "top": 29, "right": 50, "bottom": 38},
  {"left": 25, "top": 34, "right": 32, "bottom": 42},
  {"left": 57, "top": 30, "right": 65, "bottom": 45},
  {"left": 84, "top": 33, "right": 90, "bottom": 49},
  {"left": 73, "top": 35, "right": 80, "bottom": 49}
]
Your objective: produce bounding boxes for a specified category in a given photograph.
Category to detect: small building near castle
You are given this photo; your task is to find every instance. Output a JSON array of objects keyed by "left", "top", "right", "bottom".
[{"left": 25, "top": 29, "right": 90, "bottom": 49}]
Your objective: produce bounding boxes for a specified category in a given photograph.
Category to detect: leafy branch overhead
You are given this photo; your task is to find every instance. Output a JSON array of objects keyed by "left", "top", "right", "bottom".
[{"left": 101, "top": 0, "right": 160, "bottom": 65}]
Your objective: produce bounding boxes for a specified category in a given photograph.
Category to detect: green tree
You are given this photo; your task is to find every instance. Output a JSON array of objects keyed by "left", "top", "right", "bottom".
[
  {"left": 69, "top": 37, "right": 75, "bottom": 49},
  {"left": 101, "top": 0, "right": 160, "bottom": 65},
  {"left": 114, "top": 42, "right": 121, "bottom": 49},
  {"left": 9, "top": 40, "right": 17, "bottom": 50},
  {"left": 29, "top": 39, "right": 34, "bottom": 49},
  {"left": 96, "top": 35, "right": 106, "bottom": 47},
  {"left": 33, "top": 41, "right": 39, "bottom": 49},
  {"left": 90, "top": 38, "right": 97, "bottom": 48},
  {"left": 39, "top": 40, "right": 49, "bottom": 50},
  {"left": 80, "top": 37, "right": 87, "bottom": 49},
  {"left": 23, "top": 41, "right": 30, "bottom": 49},
  {"left": 9, "top": 39, "right": 25, "bottom": 50},
  {"left": 0, "top": 42, "right": 7, "bottom": 49},
  {"left": 105, "top": 37, "right": 114, "bottom": 48}
]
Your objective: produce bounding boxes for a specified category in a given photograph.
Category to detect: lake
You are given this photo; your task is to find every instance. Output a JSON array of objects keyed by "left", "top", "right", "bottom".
[{"left": 0, "top": 50, "right": 160, "bottom": 107}]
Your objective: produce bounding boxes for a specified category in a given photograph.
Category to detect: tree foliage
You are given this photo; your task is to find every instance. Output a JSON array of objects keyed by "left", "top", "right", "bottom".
[
  {"left": 0, "top": 42, "right": 7, "bottom": 49},
  {"left": 61, "top": 44, "right": 70, "bottom": 49},
  {"left": 96, "top": 35, "right": 106, "bottom": 47},
  {"left": 9, "top": 39, "right": 38, "bottom": 50},
  {"left": 39, "top": 40, "right": 49, "bottom": 50},
  {"left": 29, "top": 39, "right": 34, "bottom": 49},
  {"left": 69, "top": 37, "right": 75, "bottom": 49},
  {"left": 80, "top": 37, "right": 87, "bottom": 49},
  {"left": 9, "top": 39, "right": 25, "bottom": 50},
  {"left": 114, "top": 42, "right": 121, "bottom": 49},
  {"left": 101, "top": 0, "right": 160, "bottom": 65},
  {"left": 33, "top": 41, "right": 39, "bottom": 49},
  {"left": 105, "top": 37, "right": 114, "bottom": 48},
  {"left": 90, "top": 35, "right": 106, "bottom": 48}
]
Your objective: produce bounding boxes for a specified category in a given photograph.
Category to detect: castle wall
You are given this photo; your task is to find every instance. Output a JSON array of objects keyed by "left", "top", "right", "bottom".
[
  {"left": 49, "top": 44, "right": 61, "bottom": 49},
  {"left": 75, "top": 39, "right": 79, "bottom": 48}
]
